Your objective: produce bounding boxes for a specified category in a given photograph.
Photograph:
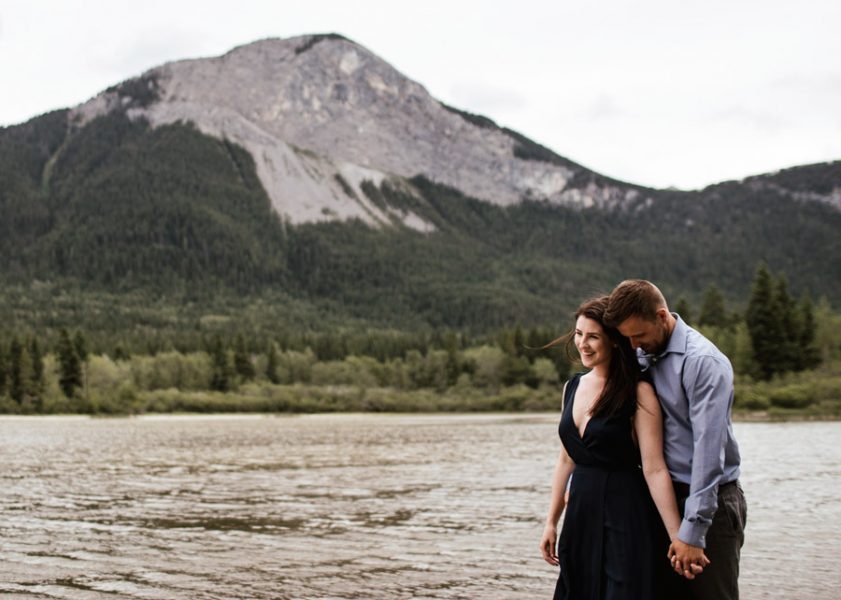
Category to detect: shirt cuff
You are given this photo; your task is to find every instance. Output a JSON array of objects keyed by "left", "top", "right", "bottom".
[{"left": 678, "top": 519, "right": 710, "bottom": 548}]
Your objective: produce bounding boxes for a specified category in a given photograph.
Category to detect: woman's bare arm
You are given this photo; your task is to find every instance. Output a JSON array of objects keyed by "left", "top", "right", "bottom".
[
  {"left": 635, "top": 381, "right": 681, "bottom": 541},
  {"left": 540, "top": 443, "right": 575, "bottom": 565},
  {"left": 540, "top": 381, "right": 575, "bottom": 566},
  {"left": 635, "top": 381, "right": 709, "bottom": 578}
]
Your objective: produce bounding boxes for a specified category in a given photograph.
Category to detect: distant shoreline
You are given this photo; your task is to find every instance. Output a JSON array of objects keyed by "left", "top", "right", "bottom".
[
  {"left": 732, "top": 411, "right": 841, "bottom": 422},
  {"left": 1, "top": 409, "right": 838, "bottom": 422}
]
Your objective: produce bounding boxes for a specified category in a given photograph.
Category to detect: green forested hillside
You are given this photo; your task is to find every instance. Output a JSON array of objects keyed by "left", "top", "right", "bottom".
[
  {"left": 1, "top": 110, "right": 840, "bottom": 340},
  {"left": 28, "top": 113, "right": 288, "bottom": 290}
]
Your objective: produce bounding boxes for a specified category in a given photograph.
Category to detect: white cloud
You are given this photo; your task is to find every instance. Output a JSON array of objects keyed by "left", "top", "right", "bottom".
[{"left": 447, "top": 82, "right": 528, "bottom": 114}]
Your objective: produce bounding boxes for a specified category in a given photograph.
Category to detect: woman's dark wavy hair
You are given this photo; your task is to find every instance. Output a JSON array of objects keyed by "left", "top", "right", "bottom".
[{"left": 544, "top": 295, "right": 640, "bottom": 417}]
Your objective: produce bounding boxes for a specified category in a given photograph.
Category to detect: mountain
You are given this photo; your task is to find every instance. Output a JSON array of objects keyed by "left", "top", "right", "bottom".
[
  {"left": 70, "top": 34, "right": 645, "bottom": 226},
  {"left": 1, "top": 34, "right": 839, "bottom": 334}
]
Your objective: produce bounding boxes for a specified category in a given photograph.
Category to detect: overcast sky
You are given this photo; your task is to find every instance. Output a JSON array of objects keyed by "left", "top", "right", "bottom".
[{"left": 1, "top": 0, "right": 839, "bottom": 189}]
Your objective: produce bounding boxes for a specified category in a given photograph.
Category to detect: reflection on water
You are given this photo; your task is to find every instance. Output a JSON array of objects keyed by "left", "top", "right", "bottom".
[{"left": 0, "top": 414, "right": 837, "bottom": 599}]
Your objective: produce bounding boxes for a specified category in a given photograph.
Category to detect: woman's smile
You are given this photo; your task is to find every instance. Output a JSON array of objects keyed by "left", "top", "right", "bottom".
[{"left": 574, "top": 316, "right": 612, "bottom": 371}]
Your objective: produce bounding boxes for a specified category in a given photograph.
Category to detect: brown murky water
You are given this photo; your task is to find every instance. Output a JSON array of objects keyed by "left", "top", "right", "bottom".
[{"left": 0, "top": 414, "right": 837, "bottom": 599}]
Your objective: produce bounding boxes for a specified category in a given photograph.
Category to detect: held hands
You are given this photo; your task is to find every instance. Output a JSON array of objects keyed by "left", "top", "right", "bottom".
[
  {"left": 540, "top": 524, "right": 559, "bottom": 566},
  {"left": 668, "top": 539, "right": 710, "bottom": 580}
]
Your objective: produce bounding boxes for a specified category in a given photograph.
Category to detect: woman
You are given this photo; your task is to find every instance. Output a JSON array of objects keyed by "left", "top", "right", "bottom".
[{"left": 539, "top": 296, "right": 702, "bottom": 599}]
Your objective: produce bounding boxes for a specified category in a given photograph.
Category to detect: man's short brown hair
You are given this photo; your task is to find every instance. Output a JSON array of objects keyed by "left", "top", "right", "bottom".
[{"left": 604, "top": 279, "right": 668, "bottom": 327}]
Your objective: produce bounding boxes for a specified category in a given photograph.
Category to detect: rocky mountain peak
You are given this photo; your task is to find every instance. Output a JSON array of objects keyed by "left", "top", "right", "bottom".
[{"left": 70, "top": 34, "right": 647, "bottom": 228}]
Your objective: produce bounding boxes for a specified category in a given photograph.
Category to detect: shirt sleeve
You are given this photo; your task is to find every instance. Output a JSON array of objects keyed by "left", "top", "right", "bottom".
[{"left": 677, "top": 354, "right": 734, "bottom": 548}]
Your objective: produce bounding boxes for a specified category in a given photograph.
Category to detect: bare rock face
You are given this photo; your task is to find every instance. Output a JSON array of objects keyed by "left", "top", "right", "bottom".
[
  {"left": 744, "top": 178, "right": 841, "bottom": 211},
  {"left": 70, "top": 34, "right": 644, "bottom": 227}
]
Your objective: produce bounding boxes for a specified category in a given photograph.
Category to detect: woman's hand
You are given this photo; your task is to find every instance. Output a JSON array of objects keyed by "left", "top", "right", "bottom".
[
  {"left": 540, "top": 523, "right": 559, "bottom": 566},
  {"left": 668, "top": 539, "right": 710, "bottom": 579}
]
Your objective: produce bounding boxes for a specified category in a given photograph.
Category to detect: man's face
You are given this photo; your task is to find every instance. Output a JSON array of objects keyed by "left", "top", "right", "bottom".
[{"left": 617, "top": 311, "right": 670, "bottom": 355}]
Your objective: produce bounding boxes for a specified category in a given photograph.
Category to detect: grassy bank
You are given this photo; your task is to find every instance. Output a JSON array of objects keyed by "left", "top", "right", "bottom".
[
  {"left": 733, "top": 364, "right": 841, "bottom": 420},
  {"left": 5, "top": 365, "right": 838, "bottom": 419}
]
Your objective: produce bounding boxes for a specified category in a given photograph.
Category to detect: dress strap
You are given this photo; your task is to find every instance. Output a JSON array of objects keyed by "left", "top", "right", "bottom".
[{"left": 562, "top": 372, "right": 583, "bottom": 412}]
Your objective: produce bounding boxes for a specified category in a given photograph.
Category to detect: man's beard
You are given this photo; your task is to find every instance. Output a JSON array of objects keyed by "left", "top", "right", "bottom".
[{"left": 641, "top": 324, "right": 669, "bottom": 356}]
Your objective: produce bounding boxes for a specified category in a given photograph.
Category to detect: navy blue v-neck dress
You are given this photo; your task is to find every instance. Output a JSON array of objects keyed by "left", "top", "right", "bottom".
[{"left": 553, "top": 373, "right": 670, "bottom": 600}]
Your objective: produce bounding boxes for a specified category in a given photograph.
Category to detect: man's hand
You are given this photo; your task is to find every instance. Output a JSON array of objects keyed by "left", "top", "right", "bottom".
[{"left": 668, "top": 539, "right": 710, "bottom": 580}]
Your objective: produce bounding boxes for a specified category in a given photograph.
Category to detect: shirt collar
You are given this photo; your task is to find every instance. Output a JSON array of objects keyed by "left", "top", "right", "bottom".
[
  {"left": 637, "top": 312, "right": 687, "bottom": 369},
  {"left": 662, "top": 313, "right": 689, "bottom": 357}
]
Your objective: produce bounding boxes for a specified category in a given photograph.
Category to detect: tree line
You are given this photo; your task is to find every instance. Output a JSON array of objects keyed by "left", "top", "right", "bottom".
[
  {"left": 674, "top": 264, "right": 820, "bottom": 380},
  {"left": 0, "top": 264, "right": 835, "bottom": 415}
]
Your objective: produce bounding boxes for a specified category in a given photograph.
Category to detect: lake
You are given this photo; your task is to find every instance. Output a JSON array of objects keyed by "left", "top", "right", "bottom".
[{"left": 0, "top": 414, "right": 837, "bottom": 599}]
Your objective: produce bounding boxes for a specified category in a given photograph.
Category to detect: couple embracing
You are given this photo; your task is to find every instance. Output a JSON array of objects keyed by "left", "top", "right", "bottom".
[{"left": 540, "top": 279, "right": 747, "bottom": 600}]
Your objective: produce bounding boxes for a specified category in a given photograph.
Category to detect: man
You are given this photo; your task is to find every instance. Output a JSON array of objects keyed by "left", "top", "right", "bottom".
[{"left": 605, "top": 279, "right": 746, "bottom": 600}]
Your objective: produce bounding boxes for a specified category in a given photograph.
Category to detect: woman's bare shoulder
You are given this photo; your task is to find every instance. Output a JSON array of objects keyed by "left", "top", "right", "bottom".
[
  {"left": 636, "top": 380, "right": 659, "bottom": 409},
  {"left": 636, "top": 379, "right": 655, "bottom": 394}
]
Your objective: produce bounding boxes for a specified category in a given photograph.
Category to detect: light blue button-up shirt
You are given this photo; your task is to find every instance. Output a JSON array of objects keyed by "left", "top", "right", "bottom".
[{"left": 640, "top": 315, "right": 741, "bottom": 548}]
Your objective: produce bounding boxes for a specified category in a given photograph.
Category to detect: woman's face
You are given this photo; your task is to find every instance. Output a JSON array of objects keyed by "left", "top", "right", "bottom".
[{"left": 574, "top": 315, "right": 612, "bottom": 370}]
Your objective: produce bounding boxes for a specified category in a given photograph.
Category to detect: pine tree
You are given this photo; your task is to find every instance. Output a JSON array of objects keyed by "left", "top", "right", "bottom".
[
  {"left": 443, "top": 332, "right": 461, "bottom": 386},
  {"left": 233, "top": 334, "right": 255, "bottom": 381},
  {"left": 9, "top": 338, "right": 32, "bottom": 405},
  {"left": 746, "top": 265, "right": 788, "bottom": 379},
  {"left": 114, "top": 344, "right": 130, "bottom": 361},
  {"left": 29, "top": 337, "right": 45, "bottom": 393},
  {"left": 74, "top": 331, "right": 89, "bottom": 362},
  {"left": 798, "top": 293, "right": 821, "bottom": 370},
  {"left": 775, "top": 276, "right": 800, "bottom": 370},
  {"left": 57, "top": 329, "right": 82, "bottom": 398},
  {"left": 266, "top": 341, "right": 281, "bottom": 384},
  {"left": 210, "top": 336, "right": 232, "bottom": 392},
  {"left": 698, "top": 284, "right": 727, "bottom": 328},
  {"left": 73, "top": 331, "right": 90, "bottom": 401},
  {"left": 513, "top": 325, "right": 526, "bottom": 358},
  {"left": 0, "top": 341, "right": 7, "bottom": 396},
  {"left": 674, "top": 297, "right": 692, "bottom": 325}
]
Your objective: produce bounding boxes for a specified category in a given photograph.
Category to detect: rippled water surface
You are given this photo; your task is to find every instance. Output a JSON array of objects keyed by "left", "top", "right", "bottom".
[{"left": 0, "top": 415, "right": 837, "bottom": 599}]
